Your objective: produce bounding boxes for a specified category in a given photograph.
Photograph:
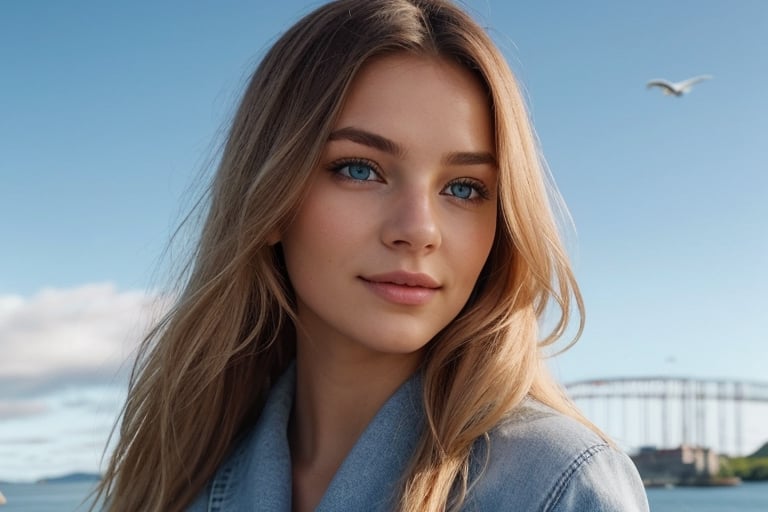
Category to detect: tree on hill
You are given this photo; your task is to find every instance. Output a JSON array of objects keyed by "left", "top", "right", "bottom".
[
  {"left": 749, "top": 441, "right": 768, "bottom": 458},
  {"left": 723, "top": 442, "right": 768, "bottom": 481}
]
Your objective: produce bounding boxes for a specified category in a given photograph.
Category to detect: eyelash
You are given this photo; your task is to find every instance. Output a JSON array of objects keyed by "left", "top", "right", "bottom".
[
  {"left": 445, "top": 178, "right": 490, "bottom": 202},
  {"left": 327, "top": 157, "right": 383, "bottom": 182},
  {"left": 327, "top": 157, "right": 490, "bottom": 203}
]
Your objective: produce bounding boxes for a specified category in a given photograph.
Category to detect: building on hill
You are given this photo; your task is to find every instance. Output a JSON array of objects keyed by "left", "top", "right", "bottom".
[{"left": 630, "top": 445, "right": 738, "bottom": 487}]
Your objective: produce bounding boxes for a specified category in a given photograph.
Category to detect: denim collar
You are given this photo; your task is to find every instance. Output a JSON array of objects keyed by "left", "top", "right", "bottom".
[{"left": 208, "top": 363, "right": 424, "bottom": 511}]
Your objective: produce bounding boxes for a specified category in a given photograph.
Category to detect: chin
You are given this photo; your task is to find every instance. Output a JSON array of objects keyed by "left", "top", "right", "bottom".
[{"left": 363, "top": 334, "right": 434, "bottom": 357}]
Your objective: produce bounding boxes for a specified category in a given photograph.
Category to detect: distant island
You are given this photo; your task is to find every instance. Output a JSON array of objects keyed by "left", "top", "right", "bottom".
[
  {"left": 36, "top": 472, "right": 102, "bottom": 484},
  {"left": 0, "top": 472, "right": 102, "bottom": 485}
]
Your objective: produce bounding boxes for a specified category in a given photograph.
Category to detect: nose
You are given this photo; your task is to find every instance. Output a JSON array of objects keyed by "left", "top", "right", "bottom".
[{"left": 381, "top": 188, "right": 442, "bottom": 252}]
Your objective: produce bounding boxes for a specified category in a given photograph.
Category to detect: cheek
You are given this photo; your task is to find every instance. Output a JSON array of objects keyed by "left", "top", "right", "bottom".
[
  {"left": 282, "top": 193, "right": 374, "bottom": 267},
  {"left": 448, "top": 212, "right": 497, "bottom": 270}
]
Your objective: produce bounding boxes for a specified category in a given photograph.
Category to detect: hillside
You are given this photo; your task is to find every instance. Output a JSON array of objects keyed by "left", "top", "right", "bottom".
[{"left": 749, "top": 441, "right": 768, "bottom": 458}]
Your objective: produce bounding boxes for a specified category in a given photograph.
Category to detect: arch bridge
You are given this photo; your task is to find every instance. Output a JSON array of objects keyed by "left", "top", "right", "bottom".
[{"left": 564, "top": 377, "right": 768, "bottom": 456}]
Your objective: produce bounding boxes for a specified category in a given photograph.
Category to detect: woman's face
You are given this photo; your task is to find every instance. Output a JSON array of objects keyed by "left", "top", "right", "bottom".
[{"left": 280, "top": 53, "right": 497, "bottom": 362}]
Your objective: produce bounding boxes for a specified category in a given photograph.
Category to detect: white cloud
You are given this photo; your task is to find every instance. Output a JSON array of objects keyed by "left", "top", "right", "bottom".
[
  {"left": 0, "top": 400, "right": 47, "bottom": 420},
  {"left": 0, "top": 283, "right": 165, "bottom": 398}
]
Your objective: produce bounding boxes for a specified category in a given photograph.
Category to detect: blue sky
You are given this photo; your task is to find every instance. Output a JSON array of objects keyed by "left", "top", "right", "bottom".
[{"left": 1, "top": 1, "right": 766, "bottom": 481}]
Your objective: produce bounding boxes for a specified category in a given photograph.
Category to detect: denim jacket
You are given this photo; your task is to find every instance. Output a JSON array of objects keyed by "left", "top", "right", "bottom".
[{"left": 188, "top": 365, "right": 649, "bottom": 511}]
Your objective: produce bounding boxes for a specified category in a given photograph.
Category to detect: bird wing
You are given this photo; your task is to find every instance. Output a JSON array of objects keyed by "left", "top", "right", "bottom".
[
  {"left": 674, "top": 75, "right": 713, "bottom": 93},
  {"left": 646, "top": 79, "right": 676, "bottom": 94}
]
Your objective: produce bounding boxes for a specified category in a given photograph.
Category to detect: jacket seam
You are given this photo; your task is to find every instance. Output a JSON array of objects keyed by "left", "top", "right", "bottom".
[
  {"left": 543, "top": 443, "right": 610, "bottom": 512},
  {"left": 207, "top": 462, "right": 234, "bottom": 512}
]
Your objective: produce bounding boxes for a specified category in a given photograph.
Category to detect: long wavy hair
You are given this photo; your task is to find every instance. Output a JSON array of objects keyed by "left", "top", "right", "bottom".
[{"left": 96, "top": 1, "right": 598, "bottom": 510}]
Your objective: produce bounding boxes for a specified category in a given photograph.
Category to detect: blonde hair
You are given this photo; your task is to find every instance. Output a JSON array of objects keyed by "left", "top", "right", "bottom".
[{"left": 97, "top": 1, "right": 598, "bottom": 510}]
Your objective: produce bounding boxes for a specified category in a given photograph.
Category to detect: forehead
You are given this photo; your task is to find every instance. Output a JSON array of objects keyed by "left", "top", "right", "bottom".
[{"left": 333, "top": 53, "right": 494, "bottom": 153}]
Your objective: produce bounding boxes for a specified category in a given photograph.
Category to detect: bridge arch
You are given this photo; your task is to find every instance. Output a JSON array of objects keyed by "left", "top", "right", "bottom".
[{"left": 565, "top": 377, "right": 768, "bottom": 455}]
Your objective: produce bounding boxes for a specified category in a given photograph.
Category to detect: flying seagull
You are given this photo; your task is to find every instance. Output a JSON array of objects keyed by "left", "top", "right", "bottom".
[{"left": 646, "top": 75, "right": 712, "bottom": 96}]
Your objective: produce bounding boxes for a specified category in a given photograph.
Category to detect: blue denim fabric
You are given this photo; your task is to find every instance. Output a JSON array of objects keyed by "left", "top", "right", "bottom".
[
  {"left": 465, "top": 402, "right": 649, "bottom": 511},
  {"left": 188, "top": 365, "right": 649, "bottom": 511}
]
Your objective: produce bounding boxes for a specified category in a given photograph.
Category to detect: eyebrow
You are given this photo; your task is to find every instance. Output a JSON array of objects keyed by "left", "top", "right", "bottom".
[{"left": 327, "top": 126, "right": 497, "bottom": 168}]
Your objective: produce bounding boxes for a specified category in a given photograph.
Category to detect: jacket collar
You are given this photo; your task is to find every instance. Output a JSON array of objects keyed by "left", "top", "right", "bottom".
[{"left": 210, "top": 363, "right": 424, "bottom": 511}]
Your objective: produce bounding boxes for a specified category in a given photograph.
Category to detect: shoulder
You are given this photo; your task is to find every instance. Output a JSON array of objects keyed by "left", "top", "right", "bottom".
[{"left": 464, "top": 399, "right": 649, "bottom": 511}]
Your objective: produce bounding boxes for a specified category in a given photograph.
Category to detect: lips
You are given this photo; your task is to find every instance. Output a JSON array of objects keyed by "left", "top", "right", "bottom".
[
  {"left": 359, "top": 271, "right": 440, "bottom": 305},
  {"left": 362, "top": 271, "right": 440, "bottom": 288}
]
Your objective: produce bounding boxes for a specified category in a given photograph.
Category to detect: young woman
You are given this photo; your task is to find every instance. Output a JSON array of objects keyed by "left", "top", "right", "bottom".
[{"left": 98, "top": 1, "right": 649, "bottom": 510}]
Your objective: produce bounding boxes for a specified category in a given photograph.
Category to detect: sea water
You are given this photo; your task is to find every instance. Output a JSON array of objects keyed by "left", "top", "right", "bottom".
[
  {"left": 646, "top": 481, "right": 768, "bottom": 511},
  {"left": 0, "top": 480, "right": 766, "bottom": 511},
  {"left": 0, "top": 481, "right": 99, "bottom": 512}
]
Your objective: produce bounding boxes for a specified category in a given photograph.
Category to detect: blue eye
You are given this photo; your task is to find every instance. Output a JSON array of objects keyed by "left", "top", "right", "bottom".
[
  {"left": 345, "top": 163, "right": 374, "bottom": 180},
  {"left": 448, "top": 182, "right": 473, "bottom": 199},
  {"left": 332, "top": 160, "right": 381, "bottom": 182},
  {"left": 443, "top": 179, "right": 488, "bottom": 202}
]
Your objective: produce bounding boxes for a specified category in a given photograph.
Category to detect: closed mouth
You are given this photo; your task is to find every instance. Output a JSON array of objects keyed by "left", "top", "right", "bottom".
[{"left": 360, "top": 272, "right": 440, "bottom": 289}]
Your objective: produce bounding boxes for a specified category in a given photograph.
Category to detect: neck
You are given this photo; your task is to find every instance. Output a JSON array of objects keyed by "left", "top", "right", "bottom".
[
  {"left": 287, "top": 336, "right": 422, "bottom": 512},
  {"left": 289, "top": 334, "right": 423, "bottom": 470}
]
